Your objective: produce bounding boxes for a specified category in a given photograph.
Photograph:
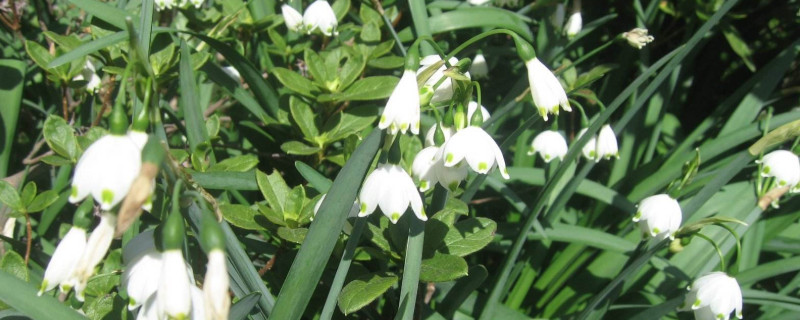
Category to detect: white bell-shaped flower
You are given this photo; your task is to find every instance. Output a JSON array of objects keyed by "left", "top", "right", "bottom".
[
  {"left": 282, "top": 4, "right": 304, "bottom": 32},
  {"left": 73, "top": 60, "right": 101, "bottom": 93},
  {"left": 66, "top": 212, "right": 117, "bottom": 301},
  {"left": 528, "top": 130, "right": 568, "bottom": 163},
  {"left": 524, "top": 58, "right": 571, "bottom": 121},
  {"left": 623, "top": 28, "right": 655, "bottom": 49},
  {"left": 189, "top": 0, "right": 203, "bottom": 9},
  {"left": 204, "top": 249, "right": 230, "bottom": 320},
  {"left": 577, "top": 125, "right": 619, "bottom": 161},
  {"left": 303, "top": 1, "right": 338, "bottom": 36},
  {"left": 70, "top": 133, "right": 142, "bottom": 210},
  {"left": 412, "top": 146, "right": 468, "bottom": 192},
  {"left": 632, "top": 194, "right": 682, "bottom": 240},
  {"left": 757, "top": 150, "right": 800, "bottom": 192},
  {"left": 440, "top": 126, "right": 509, "bottom": 179},
  {"left": 358, "top": 164, "right": 425, "bottom": 223},
  {"left": 137, "top": 285, "right": 206, "bottom": 320},
  {"left": 157, "top": 249, "right": 193, "bottom": 320},
  {"left": 417, "top": 55, "right": 470, "bottom": 104},
  {"left": 38, "top": 226, "right": 87, "bottom": 295},
  {"left": 679, "top": 272, "right": 743, "bottom": 320},
  {"left": 470, "top": 53, "right": 488, "bottom": 79},
  {"left": 154, "top": 0, "right": 176, "bottom": 11},
  {"left": 564, "top": 11, "right": 582, "bottom": 38},
  {"left": 379, "top": 70, "right": 420, "bottom": 135},
  {"left": 122, "top": 230, "right": 162, "bottom": 310}
]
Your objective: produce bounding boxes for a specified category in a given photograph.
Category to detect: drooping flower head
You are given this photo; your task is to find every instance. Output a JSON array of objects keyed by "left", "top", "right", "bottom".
[
  {"left": 70, "top": 105, "right": 142, "bottom": 210},
  {"left": 380, "top": 49, "right": 421, "bottom": 135},
  {"left": 679, "top": 272, "right": 743, "bottom": 320},
  {"left": 528, "top": 130, "right": 568, "bottom": 163},
  {"left": 564, "top": 11, "right": 582, "bottom": 38},
  {"left": 757, "top": 150, "right": 800, "bottom": 192},
  {"left": 470, "top": 53, "right": 489, "bottom": 79},
  {"left": 66, "top": 212, "right": 117, "bottom": 301},
  {"left": 282, "top": 4, "right": 304, "bottom": 32},
  {"left": 358, "top": 164, "right": 425, "bottom": 223},
  {"left": 38, "top": 200, "right": 94, "bottom": 296},
  {"left": 73, "top": 60, "right": 101, "bottom": 93},
  {"left": 515, "top": 37, "right": 571, "bottom": 121},
  {"left": 412, "top": 146, "right": 469, "bottom": 192},
  {"left": 199, "top": 211, "right": 230, "bottom": 320},
  {"left": 440, "top": 126, "right": 509, "bottom": 179},
  {"left": 632, "top": 194, "right": 682, "bottom": 240},
  {"left": 303, "top": 1, "right": 338, "bottom": 36},
  {"left": 577, "top": 125, "right": 619, "bottom": 161},
  {"left": 157, "top": 209, "right": 192, "bottom": 319},
  {"left": 623, "top": 28, "right": 655, "bottom": 49}
]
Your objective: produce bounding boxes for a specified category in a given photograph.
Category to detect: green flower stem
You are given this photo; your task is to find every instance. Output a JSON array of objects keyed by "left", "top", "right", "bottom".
[
  {"left": 555, "top": 40, "right": 616, "bottom": 77},
  {"left": 320, "top": 218, "right": 368, "bottom": 320},
  {"left": 408, "top": 0, "right": 433, "bottom": 55},
  {"left": 695, "top": 233, "right": 726, "bottom": 273},
  {"left": 395, "top": 185, "right": 448, "bottom": 320},
  {"left": 717, "top": 223, "right": 743, "bottom": 275}
]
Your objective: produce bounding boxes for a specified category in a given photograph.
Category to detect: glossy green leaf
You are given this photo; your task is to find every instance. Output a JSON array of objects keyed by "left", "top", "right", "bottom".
[
  {"left": 318, "top": 76, "right": 399, "bottom": 103},
  {"left": 27, "top": 190, "right": 60, "bottom": 213},
  {"left": 428, "top": 7, "right": 533, "bottom": 42},
  {"left": 281, "top": 141, "right": 322, "bottom": 155},
  {"left": 220, "top": 204, "right": 265, "bottom": 231},
  {"left": 43, "top": 115, "right": 79, "bottom": 162},
  {"left": 440, "top": 217, "right": 497, "bottom": 257},
  {"left": 272, "top": 67, "right": 319, "bottom": 98},
  {"left": 337, "top": 272, "right": 398, "bottom": 315},
  {"left": 206, "top": 155, "right": 259, "bottom": 173},
  {"left": 289, "top": 96, "right": 320, "bottom": 142},
  {"left": 276, "top": 227, "right": 308, "bottom": 244},
  {"left": 0, "top": 181, "right": 22, "bottom": 212},
  {"left": 419, "top": 253, "right": 469, "bottom": 283}
]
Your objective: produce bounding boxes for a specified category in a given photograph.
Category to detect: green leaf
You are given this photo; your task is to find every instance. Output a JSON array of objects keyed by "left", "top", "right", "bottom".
[
  {"left": 419, "top": 253, "right": 469, "bottom": 282},
  {"left": 180, "top": 40, "right": 211, "bottom": 152},
  {"left": 206, "top": 114, "right": 221, "bottom": 138},
  {"left": 428, "top": 7, "right": 534, "bottom": 42},
  {"left": 337, "top": 272, "right": 398, "bottom": 315},
  {"left": 304, "top": 49, "right": 331, "bottom": 88},
  {"left": 322, "top": 106, "right": 378, "bottom": 142},
  {"left": 272, "top": 68, "right": 319, "bottom": 98},
  {"left": 440, "top": 217, "right": 497, "bottom": 257},
  {"left": 0, "top": 251, "right": 27, "bottom": 282},
  {"left": 0, "top": 180, "right": 22, "bottom": 212},
  {"left": 0, "top": 59, "right": 25, "bottom": 178},
  {"left": 0, "top": 269, "right": 85, "bottom": 319},
  {"left": 283, "top": 186, "right": 306, "bottom": 224},
  {"left": 191, "top": 171, "right": 258, "bottom": 190},
  {"left": 256, "top": 170, "right": 291, "bottom": 213},
  {"left": 68, "top": 0, "right": 137, "bottom": 30},
  {"left": 367, "top": 56, "right": 405, "bottom": 69},
  {"left": 257, "top": 203, "right": 287, "bottom": 227},
  {"left": 318, "top": 76, "right": 399, "bottom": 102},
  {"left": 276, "top": 227, "right": 308, "bottom": 244},
  {"left": 573, "top": 64, "right": 617, "bottom": 90},
  {"left": 20, "top": 182, "right": 36, "bottom": 208},
  {"left": 43, "top": 115, "right": 79, "bottom": 162},
  {"left": 360, "top": 21, "right": 381, "bottom": 42},
  {"left": 25, "top": 40, "right": 54, "bottom": 71},
  {"left": 281, "top": 141, "right": 321, "bottom": 155},
  {"left": 206, "top": 155, "right": 259, "bottom": 172},
  {"left": 83, "top": 293, "right": 115, "bottom": 320},
  {"left": 229, "top": 292, "right": 261, "bottom": 320},
  {"left": 220, "top": 204, "right": 265, "bottom": 231},
  {"left": 40, "top": 155, "right": 73, "bottom": 166},
  {"left": 722, "top": 23, "right": 755, "bottom": 72},
  {"left": 294, "top": 161, "right": 332, "bottom": 193},
  {"left": 27, "top": 190, "right": 60, "bottom": 213},
  {"left": 289, "top": 96, "right": 320, "bottom": 142},
  {"left": 269, "top": 129, "right": 383, "bottom": 320}
]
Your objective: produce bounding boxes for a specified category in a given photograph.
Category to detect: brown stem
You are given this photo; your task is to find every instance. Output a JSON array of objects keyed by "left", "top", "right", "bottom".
[
  {"left": 61, "top": 85, "right": 69, "bottom": 119},
  {"left": 25, "top": 213, "right": 32, "bottom": 265},
  {"left": 258, "top": 250, "right": 279, "bottom": 276}
]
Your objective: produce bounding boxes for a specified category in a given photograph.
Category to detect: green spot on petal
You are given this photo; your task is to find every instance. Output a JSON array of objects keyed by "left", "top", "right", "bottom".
[
  {"left": 360, "top": 203, "right": 367, "bottom": 213},
  {"left": 401, "top": 123, "right": 409, "bottom": 131},
  {"left": 446, "top": 153, "right": 454, "bottom": 163},
  {"left": 693, "top": 299, "right": 701, "bottom": 307},
  {"left": 633, "top": 212, "right": 642, "bottom": 220},
  {"left": 763, "top": 166, "right": 771, "bottom": 174},
  {"left": 478, "top": 162, "right": 488, "bottom": 171},
  {"left": 379, "top": 115, "right": 387, "bottom": 124},
  {"left": 544, "top": 154, "right": 551, "bottom": 160},
  {"left": 589, "top": 151, "right": 597, "bottom": 158},
  {"left": 71, "top": 186, "right": 78, "bottom": 198},
  {"left": 716, "top": 314, "right": 724, "bottom": 319},
  {"left": 420, "top": 181, "right": 429, "bottom": 190},
  {"left": 101, "top": 189, "right": 114, "bottom": 205},
  {"left": 652, "top": 227, "right": 660, "bottom": 234},
  {"left": 391, "top": 213, "right": 400, "bottom": 222}
]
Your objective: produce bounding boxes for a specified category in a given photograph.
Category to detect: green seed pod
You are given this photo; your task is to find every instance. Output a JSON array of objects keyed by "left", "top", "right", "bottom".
[
  {"left": 162, "top": 196, "right": 185, "bottom": 251},
  {"left": 109, "top": 104, "right": 129, "bottom": 135},
  {"left": 405, "top": 46, "right": 420, "bottom": 71},
  {"left": 514, "top": 36, "right": 537, "bottom": 62},
  {"left": 200, "top": 210, "right": 225, "bottom": 252},
  {"left": 141, "top": 135, "right": 165, "bottom": 165},
  {"left": 434, "top": 124, "right": 446, "bottom": 147}
]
